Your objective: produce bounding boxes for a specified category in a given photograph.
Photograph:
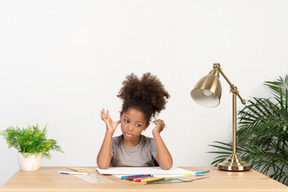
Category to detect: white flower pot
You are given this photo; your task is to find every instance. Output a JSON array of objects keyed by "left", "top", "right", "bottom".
[{"left": 18, "top": 152, "right": 42, "bottom": 171}]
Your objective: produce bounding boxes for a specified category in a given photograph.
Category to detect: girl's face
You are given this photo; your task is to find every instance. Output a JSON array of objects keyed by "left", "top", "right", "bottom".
[{"left": 120, "top": 108, "right": 149, "bottom": 144}]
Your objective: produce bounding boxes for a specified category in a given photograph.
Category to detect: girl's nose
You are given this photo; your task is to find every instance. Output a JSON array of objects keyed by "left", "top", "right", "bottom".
[{"left": 127, "top": 124, "right": 133, "bottom": 131}]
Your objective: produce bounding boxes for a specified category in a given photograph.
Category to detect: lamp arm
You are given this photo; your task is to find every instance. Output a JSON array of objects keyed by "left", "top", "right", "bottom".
[{"left": 214, "top": 63, "right": 246, "bottom": 105}]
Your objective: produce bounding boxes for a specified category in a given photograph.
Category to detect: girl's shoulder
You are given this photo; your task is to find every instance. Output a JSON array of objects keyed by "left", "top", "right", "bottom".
[
  {"left": 112, "top": 135, "right": 123, "bottom": 145},
  {"left": 140, "top": 134, "right": 155, "bottom": 145}
]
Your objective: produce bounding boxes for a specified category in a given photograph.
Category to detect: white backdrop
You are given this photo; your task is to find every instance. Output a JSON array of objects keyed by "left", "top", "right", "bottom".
[{"left": 1, "top": 0, "right": 288, "bottom": 186}]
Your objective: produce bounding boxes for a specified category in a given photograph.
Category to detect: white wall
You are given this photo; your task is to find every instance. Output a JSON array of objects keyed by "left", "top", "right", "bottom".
[{"left": 1, "top": 0, "right": 288, "bottom": 186}]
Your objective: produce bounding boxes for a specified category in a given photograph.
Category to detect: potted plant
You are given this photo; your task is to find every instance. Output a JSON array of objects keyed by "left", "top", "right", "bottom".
[
  {"left": 0, "top": 124, "right": 64, "bottom": 171},
  {"left": 209, "top": 75, "right": 288, "bottom": 185}
]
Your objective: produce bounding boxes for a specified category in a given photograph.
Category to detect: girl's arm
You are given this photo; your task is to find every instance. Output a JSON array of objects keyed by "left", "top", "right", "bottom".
[
  {"left": 152, "top": 119, "right": 173, "bottom": 170},
  {"left": 97, "top": 109, "right": 120, "bottom": 169}
]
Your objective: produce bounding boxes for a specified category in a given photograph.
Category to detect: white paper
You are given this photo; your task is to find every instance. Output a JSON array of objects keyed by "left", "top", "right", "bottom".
[
  {"left": 112, "top": 174, "right": 190, "bottom": 178},
  {"left": 96, "top": 167, "right": 195, "bottom": 177},
  {"left": 75, "top": 174, "right": 119, "bottom": 183}
]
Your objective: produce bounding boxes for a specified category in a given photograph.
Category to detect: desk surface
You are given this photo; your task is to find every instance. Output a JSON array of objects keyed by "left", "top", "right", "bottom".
[{"left": 0, "top": 167, "right": 287, "bottom": 192}]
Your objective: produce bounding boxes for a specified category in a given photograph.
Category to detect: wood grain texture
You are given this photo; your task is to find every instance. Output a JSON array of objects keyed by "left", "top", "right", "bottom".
[{"left": 1, "top": 167, "right": 287, "bottom": 192}]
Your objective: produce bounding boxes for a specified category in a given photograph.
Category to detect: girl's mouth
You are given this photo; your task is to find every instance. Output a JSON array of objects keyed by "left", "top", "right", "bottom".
[{"left": 125, "top": 133, "right": 133, "bottom": 138}]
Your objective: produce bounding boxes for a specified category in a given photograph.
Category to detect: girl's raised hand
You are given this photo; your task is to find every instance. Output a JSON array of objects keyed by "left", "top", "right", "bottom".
[
  {"left": 100, "top": 108, "right": 120, "bottom": 134},
  {"left": 152, "top": 119, "right": 165, "bottom": 134}
]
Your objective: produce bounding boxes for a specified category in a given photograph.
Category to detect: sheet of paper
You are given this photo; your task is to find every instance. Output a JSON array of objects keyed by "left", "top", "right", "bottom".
[
  {"left": 75, "top": 173, "right": 119, "bottom": 183},
  {"left": 112, "top": 174, "right": 190, "bottom": 178},
  {"left": 96, "top": 167, "right": 195, "bottom": 177}
]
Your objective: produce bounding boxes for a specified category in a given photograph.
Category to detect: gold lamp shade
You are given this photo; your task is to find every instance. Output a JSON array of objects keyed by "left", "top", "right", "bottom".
[{"left": 190, "top": 68, "right": 222, "bottom": 108}]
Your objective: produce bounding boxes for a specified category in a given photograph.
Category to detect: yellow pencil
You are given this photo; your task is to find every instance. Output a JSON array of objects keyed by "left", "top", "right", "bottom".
[{"left": 140, "top": 177, "right": 165, "bottom": 183}]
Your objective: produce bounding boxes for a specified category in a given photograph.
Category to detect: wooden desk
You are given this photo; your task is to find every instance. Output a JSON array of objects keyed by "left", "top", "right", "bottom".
[{"left": 0, "top": 167, "right": 287, "bottom": 192}]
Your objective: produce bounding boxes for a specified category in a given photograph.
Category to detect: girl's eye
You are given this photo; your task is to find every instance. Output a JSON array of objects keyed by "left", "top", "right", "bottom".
[
  {"left": 136, "top": 124, "right": 142, "bottom": 127},
  {"left": 124, "top": 120, "right": 129, "bottom": 123}
]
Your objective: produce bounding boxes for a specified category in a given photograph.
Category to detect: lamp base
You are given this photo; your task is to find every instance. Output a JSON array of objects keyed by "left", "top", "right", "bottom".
[{"left": 218, "top": 153, "right": 251, "bottom": 171}]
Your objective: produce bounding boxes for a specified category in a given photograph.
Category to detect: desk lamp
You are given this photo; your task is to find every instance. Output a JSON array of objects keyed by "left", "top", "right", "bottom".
[{"left": 190, "top": 63, "right": 251, "bottom": 171}]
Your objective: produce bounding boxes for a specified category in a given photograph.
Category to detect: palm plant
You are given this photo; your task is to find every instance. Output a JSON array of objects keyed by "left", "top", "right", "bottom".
[{"left": 209, "top": 75, "right": 288, "bottom": 185}]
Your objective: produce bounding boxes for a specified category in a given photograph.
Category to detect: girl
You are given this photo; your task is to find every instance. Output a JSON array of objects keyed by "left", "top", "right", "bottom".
[{"left": 97, "top": 73, "right": 173, "bottom": 170}]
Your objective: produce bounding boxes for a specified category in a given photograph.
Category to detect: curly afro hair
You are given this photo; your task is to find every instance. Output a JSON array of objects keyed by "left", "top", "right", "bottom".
[{"left": 117, "top": 73, "right": 170, "bottom": 123}]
